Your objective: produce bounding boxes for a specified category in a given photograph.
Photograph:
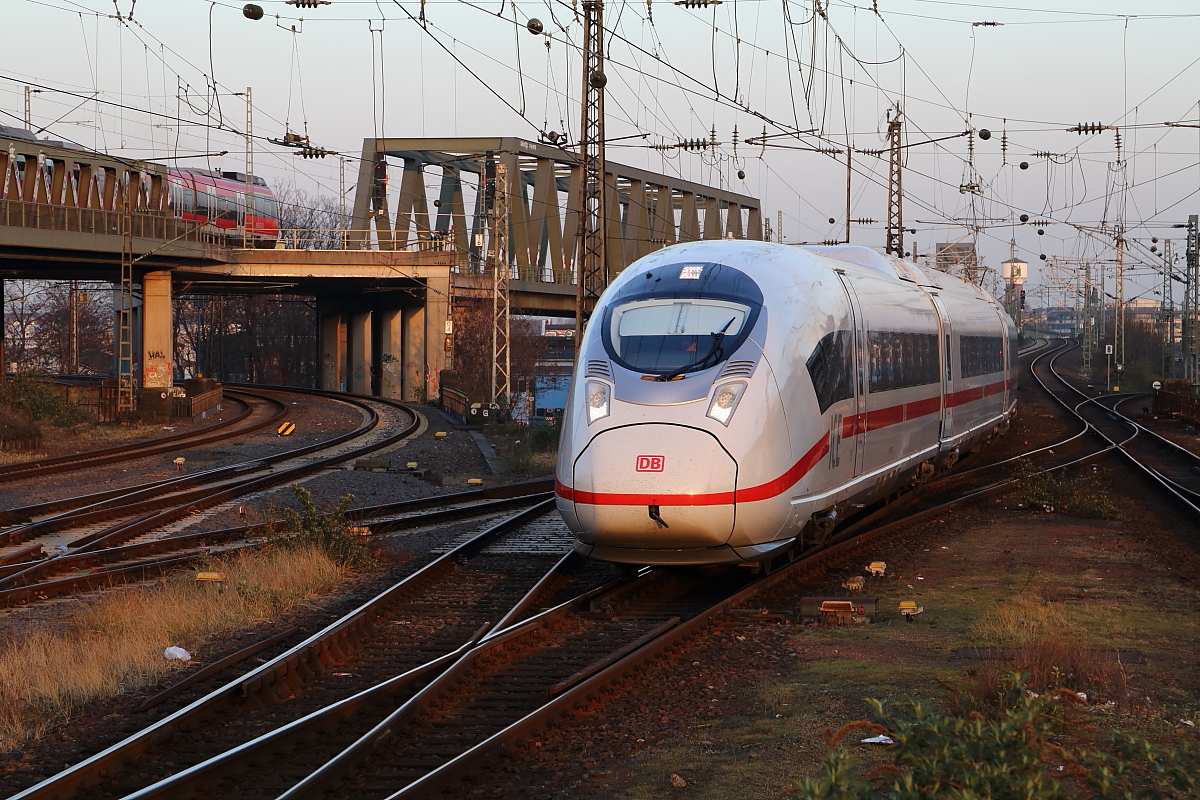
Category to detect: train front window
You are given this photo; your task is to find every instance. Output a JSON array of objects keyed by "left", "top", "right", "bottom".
[{"left": 606, "top": 298, "right": 751, "bottom": 375}]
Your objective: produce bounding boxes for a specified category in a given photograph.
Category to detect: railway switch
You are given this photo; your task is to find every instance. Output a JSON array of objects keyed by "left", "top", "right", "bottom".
[
  {"left": 898, "top": 601, "right": 924, "bottom": 622},
  {"left": 867, "top": 561, "right": 887, "bottom": 577},
  {"left": 800, "top": 597, "right": 876, "bottom": 623}
]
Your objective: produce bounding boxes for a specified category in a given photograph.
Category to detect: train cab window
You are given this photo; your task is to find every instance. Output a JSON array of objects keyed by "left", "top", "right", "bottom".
[
  {"left": 868, "top": 331, "right": 939, "bottom": 392},
  {"left": 608, "top": 299, "right": 750, "bottom": 374},
  {"left": 959, "top": 335, "right": 1004, "bottom": 378},
  {"left": 253, "top": 193, "right": 280, "bottom": 221},
  {"left": 807, "top": 330, "right": 854, "bottom": 414},
  {"left": 600, "top": 261, "right": 765, "bottom": 377}
]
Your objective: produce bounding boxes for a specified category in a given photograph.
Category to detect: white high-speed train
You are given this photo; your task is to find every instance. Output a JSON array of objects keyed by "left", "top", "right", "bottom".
[{"left": 555, "top": 241, "right": 1018, "bottom": 566}]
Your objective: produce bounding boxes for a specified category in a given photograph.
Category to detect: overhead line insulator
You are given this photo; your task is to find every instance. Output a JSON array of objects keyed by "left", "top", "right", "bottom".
[{"left": 673, "top": 0, "right": 722, "bottom": 6}]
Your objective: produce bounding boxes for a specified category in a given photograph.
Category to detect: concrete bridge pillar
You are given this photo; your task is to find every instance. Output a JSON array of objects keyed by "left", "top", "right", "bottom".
[
  {"left": 349, "top": 311, "right": 372, "bottom": 395},
  {"left": 401, "top": 306, "right": 424, "bottom": 402},
  {"left": 140, "top": 271, "right": 173, "bottom": 389},
  {"left": 320, "top": 313, "right": 346, "bottom": 391},
  {"left": 377, "top": 308, "right": 402, "bottom": 399}
]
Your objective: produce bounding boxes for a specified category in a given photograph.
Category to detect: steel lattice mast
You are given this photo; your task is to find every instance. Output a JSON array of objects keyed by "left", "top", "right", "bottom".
[
  {"left": 884, "top": 106, "right": 904, "bottom": 258},
  {"left": 491, "top": 163, "right": 511, "bottom": 410},
  {"left": 1114, "top": 230, "right": 1125, "bottom": 389},
  {"left": 117, "top": 173, "right": 136, "bottom": 416},
  {"left": 575, "top": 0, "right": 607, "bottom": 352},
  {"left": 1161, "top": 240, "right": 1174, "bottom": 379},
  {"left": 1081, "top": 262, "right": 1093, "bottom": 376},
  {"left": 1186, "top": 215, "right": 1200, "bottom": 385}
]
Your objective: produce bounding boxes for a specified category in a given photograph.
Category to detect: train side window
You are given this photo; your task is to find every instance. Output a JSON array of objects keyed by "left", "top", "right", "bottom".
[
  {"left": 959, "top": 335, "right": 1004, "bottom": 378},
  {"left": 169, "top": 180, "right": 193, "bottom": 213},
  {"left": 807, "top": 330, "right": 854, "bottom": 414},
  {"left": 869, "top": 331, "right": 939, "bottom": 392},
  {"left": 195, "top": 187, "right": 212, "bottom": 219}
]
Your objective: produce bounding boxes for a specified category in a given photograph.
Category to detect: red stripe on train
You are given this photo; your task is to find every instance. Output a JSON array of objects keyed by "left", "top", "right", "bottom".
[
  {"left": 841, "top": 378, "right": 1009, "bottom": 437},
  {"left": 557, "top": 433, "right": 830, "bottom": 507}
]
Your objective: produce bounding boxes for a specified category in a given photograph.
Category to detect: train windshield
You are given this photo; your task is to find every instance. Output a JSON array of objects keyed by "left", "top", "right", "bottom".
[
  {"left": 601, "top": 262, "right": 763, "bottom": 376},
  {"left": 609, "top": 299, "right": 750, "bottom": 374}
]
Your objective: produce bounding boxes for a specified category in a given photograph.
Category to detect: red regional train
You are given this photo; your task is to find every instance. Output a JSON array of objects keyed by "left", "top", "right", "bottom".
[
  {"left": 166, "top": 168, "right": 280, "bottom": 244},
  {"left": 0, "top": 125, "right": 280, "bottom": 244}
]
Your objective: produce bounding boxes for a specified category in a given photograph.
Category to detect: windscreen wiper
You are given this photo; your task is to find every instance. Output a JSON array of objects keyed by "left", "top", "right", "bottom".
[{"left": 655, "top": 317, "right": 736, "bottom": 381}]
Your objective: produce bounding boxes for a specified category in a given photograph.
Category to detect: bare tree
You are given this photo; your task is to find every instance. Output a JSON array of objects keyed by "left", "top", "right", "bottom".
[
  {"left": 31, "top": 283, "right": 113, "bottom": 373},
  {"left": 4, "top": 281, "right": 48, "bottom": 372},
  {"left": 274, "top": 182, "right": 350, "bottom": 250},
  {"left": 447, "top": 299, "right": 546, "bottom": 406},
  {"left": 174, "top": 293, "right": 317, "bottom": 385}
]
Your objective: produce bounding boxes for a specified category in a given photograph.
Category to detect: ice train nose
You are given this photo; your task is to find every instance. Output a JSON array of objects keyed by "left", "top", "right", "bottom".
[{"left": 569, "top": 424, "right": 736, "bottom": 549}]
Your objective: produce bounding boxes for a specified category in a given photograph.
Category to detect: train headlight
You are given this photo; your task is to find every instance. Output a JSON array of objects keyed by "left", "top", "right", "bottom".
[
  {"left": 707, "top": 381, "right": 747, "bottom": 426},
  {"left": 585, "top": 380, "right": 611, "bottom": 424}
]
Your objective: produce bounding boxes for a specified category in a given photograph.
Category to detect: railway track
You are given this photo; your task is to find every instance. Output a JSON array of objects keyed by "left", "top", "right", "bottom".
[
  {"left": 18, "top": 339, "right": 1198, "bottom": 800},
  {"left": 1044, "top": 349, "right": 1200, "bottom": 513},
  {"left": 0, "top": 389, "right": 285, "bottom": 487},
  {"left": 829, "top": 337, "right": 1107, "bottom": 542},
  {"left": 0, "top": 388, "right": 421, "bottom": 603},
  {"left": 2, "top": 345, "right": 1098, "bottom": 800},
  {"left": 9, "top": 499, "right": 620, "bottom": 800}
]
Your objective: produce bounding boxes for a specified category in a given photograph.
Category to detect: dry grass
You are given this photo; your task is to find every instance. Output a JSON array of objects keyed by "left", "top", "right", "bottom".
[
  {"left": 965, "top": 595, "right": 1131, "bottom": 703},
  {"left": 0, "top": 545, "right": 345, "bottom": 750},
  {"left": 0, "top": 451, "right": 49, "bottom": 466},
  {"left": 74, "top": 424, "right": 159, "bottom": 444}
]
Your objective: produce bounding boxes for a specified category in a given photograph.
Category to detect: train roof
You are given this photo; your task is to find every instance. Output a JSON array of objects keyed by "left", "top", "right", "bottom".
[
  {"left": 1, "top": 124, "right": 81, "bottom": 150},
  {"left": 171, "top": 167, "right": 268, "bottom": 187},
  {"left": 611, "top": 239, "right": 1001, "bottom": 310}
]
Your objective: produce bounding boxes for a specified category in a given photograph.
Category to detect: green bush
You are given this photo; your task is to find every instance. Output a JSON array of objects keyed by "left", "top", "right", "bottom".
[
  {"left": 788, "top": 673, "right": 1198, "bottom": 800},
  {"left": 266, "top": 485, "right": 375, "bottom": 569},
  {"left": 1013, "top": 460, "right": 1120, "bottom": 519},
  {"left": 528, "top": 418, "right": 561, "bottom": 452},
  {"left": 0, "top": 374, "right": 83, "bottom": 427}
]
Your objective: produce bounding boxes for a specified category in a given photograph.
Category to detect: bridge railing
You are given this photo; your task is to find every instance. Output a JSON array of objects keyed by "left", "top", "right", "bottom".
[
  {"left": 272, "top": 229, "right": 459, "bottom": 253},
  {"left": 270, "top": 229, "right": 580, "bottom": 285},
  {"left": 0, "top": 198, "right": 221, "bottom": 246}
]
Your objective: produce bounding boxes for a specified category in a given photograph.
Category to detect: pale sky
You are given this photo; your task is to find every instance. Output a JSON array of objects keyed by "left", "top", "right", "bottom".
[{"left": 7, "top": 0, "right": 1200, "bottom": 307}]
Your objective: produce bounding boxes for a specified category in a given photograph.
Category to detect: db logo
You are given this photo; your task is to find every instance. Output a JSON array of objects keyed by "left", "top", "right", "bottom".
[{"left": 635, "top": 455, "right": 665, "bottom": 472}]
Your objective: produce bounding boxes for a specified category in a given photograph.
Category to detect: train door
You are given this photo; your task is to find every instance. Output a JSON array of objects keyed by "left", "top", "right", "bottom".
[
  {"left": 928, "top": 292, "right": 955, "bottom": 442},
  {"left": 834, "top": 270, "right": 867, "bottom": 476}
]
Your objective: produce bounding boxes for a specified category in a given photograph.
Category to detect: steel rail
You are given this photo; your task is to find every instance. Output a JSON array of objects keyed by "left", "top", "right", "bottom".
[
  {"left": 1046, "top": 354, "right": 1200, "bottom": 516},
  {"left": 308, "top": 342, "right": 1148, "bottom": 800},
  {"left": 0, "top": 491, "right": 557, "bottom": 605},
  {"left": 832, "top": 338, "right": 1102, "bottom": 543},
  {"left": 0, "top": 390, "right": 416, "bottom": 594},
  {"left": 8, "top": 499, "right": 595, "bottom": 800},
  {"left": 0, "top": 390, "right": 282, "bottom": 488},
  {"left": 16, "top": 348, "right": 1131, "bottom": 800}
]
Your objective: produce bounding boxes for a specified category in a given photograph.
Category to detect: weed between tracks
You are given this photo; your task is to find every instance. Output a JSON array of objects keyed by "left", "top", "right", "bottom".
[
  {"left": 489, "top": 420, "right": 560, "bottom": 475},
  {"left": 0, "top": 545, "right": 346, "bottom": 751},
  {"left": 1013, "top": 460, "right": 1121, "bottom": 519},
  {"left": 960, "top": 595, "right": 1130, "bottom": 703}
]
